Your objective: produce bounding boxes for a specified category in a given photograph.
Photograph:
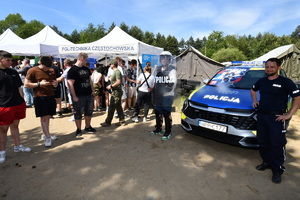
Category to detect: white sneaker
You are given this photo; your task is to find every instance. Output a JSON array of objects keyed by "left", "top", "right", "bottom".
[
  {"left": 68, "top": 116, "right": 75, "bottom": 122},
  {"left": 132, "top": 116, "right": 138, "bottom": 123},
  {"left": 0, "top": 151, "right": 6, "bottom": 163},
  {"left": 41, "top": 135, "right": 58, "bottom": 141},
  {"left": 14, "top": 144, "right": 31, "bottom": 152},
  {"left": 45, "top": 137, "right": 52, "bottom": 147},
  {"left": 143, "top": 117, "right": 147, "bottom": 122}
]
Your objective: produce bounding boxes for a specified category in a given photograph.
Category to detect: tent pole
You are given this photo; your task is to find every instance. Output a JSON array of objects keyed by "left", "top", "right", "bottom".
[{"left": 59, "top": 54, "right": 68, "bottom": 109}]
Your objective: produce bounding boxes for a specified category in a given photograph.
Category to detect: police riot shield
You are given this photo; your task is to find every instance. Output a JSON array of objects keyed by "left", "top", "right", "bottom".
[{"left": 151, "top": 52, "right": 177, "bottom": 109}]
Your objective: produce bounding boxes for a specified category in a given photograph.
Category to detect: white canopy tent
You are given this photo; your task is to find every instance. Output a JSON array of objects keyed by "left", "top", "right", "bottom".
[
  {"left": 0, "top": 26, "right": 73, "bottom": 57},
  {"left": 0, "top": 28, "right": 24, "bottom": 44},
  {"left": 59, "top": 26, "right": 163, "bottom": 59}
]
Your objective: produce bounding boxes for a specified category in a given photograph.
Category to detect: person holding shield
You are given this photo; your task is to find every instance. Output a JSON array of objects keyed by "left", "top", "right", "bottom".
[{"left": 149, "top": 51, "right": 177, "bottom": 140}]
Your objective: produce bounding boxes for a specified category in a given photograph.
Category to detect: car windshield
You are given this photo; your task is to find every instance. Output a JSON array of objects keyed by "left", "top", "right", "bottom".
[{"left": 207, "top": 66, "right": 266, "bottom": 89}]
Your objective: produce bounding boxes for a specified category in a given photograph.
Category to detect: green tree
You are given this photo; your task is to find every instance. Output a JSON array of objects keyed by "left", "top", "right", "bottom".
[
  {"left": 154, "top": 32, "right": 166, "bottom": 48},
  {"left": 119, "top": 22, "right": 129, "bottom": 33},
  {"left": 129, "top": 26, "right": 143, "bottom": 41},
  {"left": 143, "top": 31, "right": 155, "bottom": 45},
  {"left": 69, "top": 29, "right": 80, "bottom": 43},
  {"left": 0, "top": 13, "right": 26, "bottom": 33},
  {"left": 255, "top": 32, "right": 279, "bottom": 57},
  {"left": 237, "top": 35, "right": 253, "bottom": 59},
  {"left": 165, "top": 35, "right": 179, "bottom": 55},
  {"left": 194, "top": 38, "right": 203, "bottom": 50},
  {"left": 79, "top": 23, "right": 105, "bottom": 43},
  {"left": 178, "top": 38, "right": 186, "bottom": 52},
  {"left": 277, "top": 35, "right": 292, "bottom": 46},
  {"left": 291, "top": 25, "right": 300, "bottom": 40},
  {"left": 186, "top": 36, "right": 195, "bottom": 47},
  {"left": 107, "top": 22, "right": 116, "bottom": 33},
  {"left": 16, "top": 20, "right": 45, "bottom": 39},
  {"left": 211, "top": 48, "right": 247, "bottom": 62},
  {"left": 50, "top": 25, "right": 63, "bottom": 36},
  {"left": 202, "top": 31, "right": 226, "bottom": 57}
]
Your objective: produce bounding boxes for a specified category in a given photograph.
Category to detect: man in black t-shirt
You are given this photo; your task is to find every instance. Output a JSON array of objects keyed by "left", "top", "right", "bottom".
[
  {"left": 251, "top": 58, "right": 300, "bottom": 184},
  {"left": 0, "top": 51, "right": 31, "bottom": 163},
  {"left": 67, "top": 53, "right": 96, "bottom": 136}
]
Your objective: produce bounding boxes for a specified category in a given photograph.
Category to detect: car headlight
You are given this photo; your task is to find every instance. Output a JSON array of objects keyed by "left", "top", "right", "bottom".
[{"left": 182, "top": 99, "right": 189, "bottom": 111}]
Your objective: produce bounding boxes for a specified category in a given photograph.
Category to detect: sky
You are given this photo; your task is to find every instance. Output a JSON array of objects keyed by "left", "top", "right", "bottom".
[{"left": 0, "top": 0, "right": 299, "bottom": 40}]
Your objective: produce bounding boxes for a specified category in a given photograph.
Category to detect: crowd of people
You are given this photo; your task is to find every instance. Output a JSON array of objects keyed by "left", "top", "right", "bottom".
[
  {"left": 0, "top": 50, "right": 177, "bottom": 164},
  {"left": 2, "top": 50, "right": 299, "bottom": 185}
]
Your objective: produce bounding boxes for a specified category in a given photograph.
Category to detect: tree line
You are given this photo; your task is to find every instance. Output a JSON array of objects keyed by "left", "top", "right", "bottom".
[{"left": 1, "top": 13, "right": 300, "bottom": 62}]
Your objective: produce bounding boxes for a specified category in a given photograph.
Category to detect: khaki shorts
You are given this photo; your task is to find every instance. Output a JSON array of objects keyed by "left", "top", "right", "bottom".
[{"left": 127, "top": 87, "right": 136, "bottom": 98}]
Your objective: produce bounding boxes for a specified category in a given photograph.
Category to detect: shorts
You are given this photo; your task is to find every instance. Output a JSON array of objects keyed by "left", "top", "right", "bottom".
[
  {"left": 94, "top": 83, "right": 101, "bottom": 96},
  {"left": 72, "top": 95, "right": 94, "bottom": 120},
  {"left": 53, "top": 84, "right": 62, "bottom": 98},
  {"left": 0, "top": 102, "right": 26, "bottom": 126},
  {"left": 34, "top": 96, "right": 56, "bottom": 117},
  {"left": 128, "top": 87, "right": 137, "bottom": 98},
  {"left": 121, "top": 86, "right": 127, "bottom": 100}
]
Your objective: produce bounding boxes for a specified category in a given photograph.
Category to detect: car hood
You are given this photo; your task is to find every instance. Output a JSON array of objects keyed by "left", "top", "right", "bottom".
[{"left": 189, "top": 85, "right": 256, "bottom": 110}]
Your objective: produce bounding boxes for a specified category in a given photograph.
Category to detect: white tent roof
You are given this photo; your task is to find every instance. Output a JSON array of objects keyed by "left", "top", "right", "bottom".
[
  {"left": 59, "top": 26, "right": 163, "bottom": 58},
  {"left": 0, "top": 28, "right": 24, "bottom": 44},
  {"left": 22, "top": 25, "right": 73, "bottom": 46},
  {"left": 0, "top": 26, "right": 73, "bottom": 56},
  {"left": 253, "top": 44, "right": 294, "bottom": 61}
]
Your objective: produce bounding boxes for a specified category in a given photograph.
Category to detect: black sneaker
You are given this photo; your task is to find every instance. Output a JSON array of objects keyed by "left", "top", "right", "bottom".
[
  {"left": 115, "top": 122, "right": 126, "bottom": 126},
  {"left": 76, "top": 129, "right": 82, "bottom": 136},
  {"left": 84, "top": 126, "right": 96, "bottom": 132},
  {"left": 100, "top": 122, "right": 111, "bottom": 127},
  {"left": 256, "top": 163, "right": 271, "bottom": 171},
  {"left": 57, "top": 111, "right": 63, "bottom": 118},
  {"left": 272, "top": 172, "right": 282, "bottom": 184}
]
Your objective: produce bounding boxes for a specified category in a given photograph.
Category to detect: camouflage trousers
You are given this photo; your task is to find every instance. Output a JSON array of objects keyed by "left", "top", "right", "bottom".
[{"left": 105, "top": 90, "right": 124, "bottom": 124}]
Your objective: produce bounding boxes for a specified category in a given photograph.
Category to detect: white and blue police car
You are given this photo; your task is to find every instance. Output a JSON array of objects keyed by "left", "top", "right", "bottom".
[{"left": 181, "top": 61, "right": 288, "bottom": 148}]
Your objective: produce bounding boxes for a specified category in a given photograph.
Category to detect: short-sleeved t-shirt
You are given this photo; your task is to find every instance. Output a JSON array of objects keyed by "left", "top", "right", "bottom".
[
  {"left": 0, "top": 68, "right": 25, "bottom": 107},
  {"left": 26, "top": 66, "right": 56, "bottom": 97},
  {"left": 61, "top": 67, "right": 71, "bottom": 89},
  {"left": 252, "top": 76, "right": 300, "bottom": 111},
  {"left": 67, "top": 65, "right": 92, "bottom": 96},
  {"left": 110, "top": 69, "right": 122, "bottom": 92},
  {"left": 127, "top": 67, "right": 137, "bottom": 87},
  {"left": 137, "top": 72, "right": 155, "bottom": 92}
]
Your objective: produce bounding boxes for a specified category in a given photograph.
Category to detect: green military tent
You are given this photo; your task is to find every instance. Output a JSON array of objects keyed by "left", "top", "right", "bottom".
[
  {"left": 176, "top": 46, "right": 225, "bottom": 90},
  {"left": 253, "top": 44, "right": 300, "bottom": 82}
]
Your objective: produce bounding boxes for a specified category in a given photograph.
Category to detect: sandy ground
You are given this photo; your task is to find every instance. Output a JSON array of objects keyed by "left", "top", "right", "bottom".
[{"left": 0, "top": 107, "right": 300, "bottom": 200}]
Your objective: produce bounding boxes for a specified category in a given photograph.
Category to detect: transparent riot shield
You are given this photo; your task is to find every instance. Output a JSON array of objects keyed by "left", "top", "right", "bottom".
[{"left": 151, "top": 55, "right": 177, "bottom": 109}]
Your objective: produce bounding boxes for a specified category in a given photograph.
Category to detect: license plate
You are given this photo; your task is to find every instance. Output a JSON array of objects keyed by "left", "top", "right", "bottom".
[{"left": 198, "top": 121, "right": 227, "bottom": 133}]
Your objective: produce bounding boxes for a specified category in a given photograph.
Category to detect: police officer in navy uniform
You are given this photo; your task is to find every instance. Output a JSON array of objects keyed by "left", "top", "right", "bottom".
[
  {"left": 251, "top": 57, "right": 300, "bottom": 184},
  {"left": 149, "top": 51, "right": 177, "bottom": 140}
]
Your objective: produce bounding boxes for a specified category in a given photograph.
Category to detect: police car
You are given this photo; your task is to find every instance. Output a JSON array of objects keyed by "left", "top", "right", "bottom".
[{"left": 181, "top": 61, "right": 288, "bottom": 148}]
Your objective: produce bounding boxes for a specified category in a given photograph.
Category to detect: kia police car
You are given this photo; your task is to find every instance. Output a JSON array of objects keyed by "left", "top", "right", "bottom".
[{"left": 181, "top": 62, "right": 288, "bottom": 148}]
